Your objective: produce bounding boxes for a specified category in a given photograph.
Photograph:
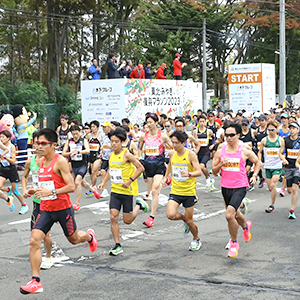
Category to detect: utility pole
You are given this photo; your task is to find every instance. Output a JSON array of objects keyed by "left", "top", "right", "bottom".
[
  {"left": 202, "top": 18, "right": 207, "bottom": 111},
  {"left": 279, "top": 0, "right": 286, "bottom": 104}
]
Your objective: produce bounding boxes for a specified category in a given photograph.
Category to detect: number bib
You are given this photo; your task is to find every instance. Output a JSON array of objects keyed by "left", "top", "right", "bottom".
[
  {"left": 145, "top": 145, "right": 159, "bottom": 156},
  {"left": 32, "top": 172, "right": 39, "bottom": 189},
  {"left": 257, "top": 142, "right": 261, "bottom": 149},
  {"left": 70, "top": 145, "right": 83, "bottom": 161},
  {"left": 266, "top": 147, "right": 279, "bottom": 157},
  {"left": 38, "top": 181, "right": 57, "bottom": 200},
  {"left": 198, "top": 138, "right": 208, "bottom": 147},
  {"left": 110, "top": 168, "right": 124, "bottom": 184},
  {"left": 172, "top": 166, "right": 189, "bottom": 181},
  {"left": 89, "top": 144, "right": 100, "bottom": 151},
  {"left": 222, "top": 158, "right": 240, "bottom": 172},
  {"left": 1, "top": 157, "right": 10, "bottom": 167},
  {"left": 244, "top": 141, "right": 252, "bottom": 147},
  {"left": 287, "top": 149, "right": 299, "bottom": 159}
]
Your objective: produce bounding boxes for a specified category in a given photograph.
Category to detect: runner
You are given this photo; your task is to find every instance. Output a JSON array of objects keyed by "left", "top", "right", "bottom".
[
  {"left": 0, "top": 130, "right": 29, "bottom": 214},
  {"left": 212, "top": 122, "right": 260, "bottom": 258},
  {"left": 98, "top": 127, "right": 148, "bottom": 255},
  {"left": 195, "top": 115, "right": 214, "bottom": 190},
  {"left": 85, "top": 120, "right": 102, "bottom": 196},
  {"left": 20, "top": 128, "right": 98, "bottom": 294},
  {"left": 258, "top": 120, "right": 285, "bottom": 213},
  {"left": 164, "top": 120, "right": 174, "bottom": 164},
  {"left": 138, "top": 113, "right": 172, "bottom": 227},
  {"left": 62, "top": 125, "right": 101, "bottom": 211},
  {"left": 163, "top": 130, "right": 203, "bottom": 251},
  {"left": 56, "top": 115, "right": 69, "bottom": 150},
  {"left": 284, "top": 122, "right": 300, "bottom": 219},
  {"left": 99, "top": 121, "right": 113, "bottom": 198},
  {"left": 22, "top": 132, "right": 53, "bottom": 269},
  {"left": 121, "top": 125, "right": 139, "bottom": 157}
]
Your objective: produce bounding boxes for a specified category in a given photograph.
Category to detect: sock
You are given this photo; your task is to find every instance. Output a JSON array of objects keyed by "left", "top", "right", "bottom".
[
  {"left": 150, "top": 215, "right": 154, "bottom": 219},
  {"left": 32, "top": 276, "right": 40, "bottom": 282},
  {"left": 196, "top": 238, "right": 200, "bottom": 241},
  {"left": 22, "top": 203, "right": 27, "bottom": 206},
  {"left": 6, "top": 198, "right": 10, "bottom": 203},
  {"left": 116, "top": 243, "right": 121, "bottom": 247},
  {"left": 243, "top": 224, "right": 248, "bottom": 230},
  {"left": 290, "top": 209, "right": 295, "bottom": 213},
  {"left": 232, "top": 240, "right": 237, "bottom": 243},
  {"left": 89, "top": 234, "right": 93, "bottom": 243}
]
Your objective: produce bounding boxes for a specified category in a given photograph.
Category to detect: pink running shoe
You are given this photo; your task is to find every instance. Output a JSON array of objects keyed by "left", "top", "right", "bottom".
[
  {"left": 92, "top": 186, "right": 102, "bottom": 199},
  {"left": 243, "top": 220, "right": 252, "bottom": 242},
  {"left": 20, "top": 279, "right": 43, "bottom": 294},
  {"left": 279, "top": 188, "right": 285, "bottom": 197},
  {"left": 143, "top": 216, "right": 154, "bottom": 227},
  {"left": 227, "top": 241, "right": 240, "bottom": 258},
  {"left": 73, "top": 203, "right": 80, "bottom": 211},
  {"left": 87, "top": 229, "right": 98, "bottom": 252}
]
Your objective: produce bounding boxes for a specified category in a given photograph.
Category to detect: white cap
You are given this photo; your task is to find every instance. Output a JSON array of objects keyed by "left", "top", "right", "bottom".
[
  {"left": 253, "top": 111, "right": 260, "bottom": 118},
  {"left": 243, "top": 111, "right": 252, "bottom": 118}
]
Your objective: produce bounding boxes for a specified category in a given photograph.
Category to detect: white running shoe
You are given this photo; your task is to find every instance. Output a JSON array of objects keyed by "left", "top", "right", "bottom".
[
  {"left": 41, "top": 257, "right": 53, "bottom": 270},
  {"left": 225, "top": 239, "right": 231, "bottom": 250},
  {"left": 210, "top": 178, "right": 215, "bottom": 191},
  {"left": 101, "top": 189, "right": 109, "bottom": 198},
  {"left": 206, "top": 177, "right": 212, "bottom": 187}
]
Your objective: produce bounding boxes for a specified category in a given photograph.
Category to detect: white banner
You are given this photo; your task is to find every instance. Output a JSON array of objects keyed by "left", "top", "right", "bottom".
[{"left": 81, "top": 79, "right": 202, "bottom": 126}]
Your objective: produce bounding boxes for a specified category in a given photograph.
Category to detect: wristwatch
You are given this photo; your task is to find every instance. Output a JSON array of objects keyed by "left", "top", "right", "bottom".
[{"left": 52, "top": 189, "right": 57, "bottom": 196}]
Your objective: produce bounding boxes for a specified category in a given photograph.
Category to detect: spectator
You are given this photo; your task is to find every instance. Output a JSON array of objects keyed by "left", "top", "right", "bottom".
[
  {"left": 130, "top": 64, "right": 145, "bottom": 79},
  {"left": 173, "top": 53, "right": 187, "bottom": 80},
  {"left": 88, "top": 58, "right": 102, "bottom": 80},
  {"left": 145, "top": 61, "right": 156, "bottom": 79},
  {"left": 184, "top": 115, "right": 193, "bottom": 135},
  {"left": 123, "top": 60, "right": 133, "bottom": 78},
  {"left": 156, "top": 63, "right": 167, "bottom": 79},
  {"left": 107, "top": 53, "right": 125, "bottom": 79}
]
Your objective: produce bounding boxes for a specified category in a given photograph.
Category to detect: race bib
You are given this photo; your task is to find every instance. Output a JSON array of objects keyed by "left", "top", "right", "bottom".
[
  {"left": 38, "top": 181, "right": 57, "bottom": 200},
  {"left": 222, "top": 157, "right": 240, "bottom": 172},
  {"left": 145, "top": 145, "right": 159, "bottom": 156},
  {"left": 244, "top": 141, "right": 252, "bottom": 147},
  {"left": 266, "top": 147, "right": 279, "bottom": 157},
  {"left": 89, "top": 144, "right": 99, "bottom": 151},
  {"left": 70, "top": 144, "right": 83, "bottom": 161},
  {"left": 1, "top": 157, "right": 10, "bottom": 167},
  {"left": 257, "top": 142, "right": 261, "bottom": 149},
  {"left": 198, "top": 138, "right": 208, "bottom": 147},
  {"left": 287, "top": 149, "right": 299, "bottom": 159},
  {"left": 172, "top": 166, "right": 189, "bottom": 181},
  {"left": 32, "top": 172, "right": 39, "bottom": 188},
  {"left": 110, "top": 168, "right": 123, "bottom": 184}
]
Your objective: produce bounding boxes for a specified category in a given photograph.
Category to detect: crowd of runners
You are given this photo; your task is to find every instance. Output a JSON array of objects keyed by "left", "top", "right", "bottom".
[{"left": 0, "top": 106, "right": 298, "bottom": 294}]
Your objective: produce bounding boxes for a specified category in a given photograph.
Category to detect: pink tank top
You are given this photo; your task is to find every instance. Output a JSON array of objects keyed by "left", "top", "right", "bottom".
[
  {"left": 220, "top": 144, "right": 248, "bottom": 188},
  {"left": 144, "top": 130, "right": 165, "bottom": 163}
]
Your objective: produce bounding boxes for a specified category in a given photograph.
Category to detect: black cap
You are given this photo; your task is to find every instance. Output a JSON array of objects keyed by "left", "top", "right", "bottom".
[
  {"left": 241, "top": 118, "right": 250, "bottom": 125},
  {"left": 258, "top": 114, "right": 267, "bottom": 120}
]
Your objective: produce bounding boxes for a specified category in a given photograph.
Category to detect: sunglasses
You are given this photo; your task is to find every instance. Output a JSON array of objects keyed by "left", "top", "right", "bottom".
[
  {"left": 268, "top": 128, "right": 276, "bottom": 131},
  {"left": 165, "top": 125, "right": 171, "bottom": 127},
  {"left": 175, "top": 125, "right": 184, "bottom": 127},
  {"left": 84, "top": 127, "right": 89, "bottom": 130},
  {"left": 34, "top": 141, "right": 53, "bottom": 146},
  {"left": 225, "top": 133, "right": 236, "bottom": 137}
]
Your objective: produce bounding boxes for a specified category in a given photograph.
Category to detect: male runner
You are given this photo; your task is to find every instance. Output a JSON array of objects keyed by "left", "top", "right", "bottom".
[
  {"left": 98, "top": 127, "right": 148, "bottom": 255},
  {"left": 163, "top": 130, "right": 202, "bottom": 251},
  {"left": 22, "top": 132, "right": 53, "bottom": 269},
  {"left": 212, "top": 122, "right": 260, "bottom": 258},
  {"left": 20, "top": 128, "right": 98, "bottom": 294}
]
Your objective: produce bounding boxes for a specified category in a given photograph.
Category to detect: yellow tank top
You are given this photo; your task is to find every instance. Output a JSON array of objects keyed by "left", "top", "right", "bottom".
[
  {"left": 170, "top": 149, "right": 196, "bottom": 196},
  {"left": 109, "top": 149, "right": 138, "bottom": 196}
]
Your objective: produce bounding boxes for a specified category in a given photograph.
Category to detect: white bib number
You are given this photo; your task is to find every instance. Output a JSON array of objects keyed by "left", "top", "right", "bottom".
[
  {"left": 70, "top": 145, "right": 83, "bottom": 161},
  {"left": 38, "top": 181, "right": 57, "bottom": 200},
  {"left": 145, "top": 145, "right": 159, "bottom": 156},
  {"left": 172, "top": 166, "right": 189, "bottom": 181},
  {"left": 222, "top": 157, "right": 240, "bottom": 172},
  {"left": 266, "top": 147, "right": 279, "bottom": 157},
  {"left": 110, "top": 168, "right": 123, "bottom": 184},
  {"left": 287, "top": 149, "right": 299, "bottom": 159},
  {"left": 32, "top": 172, "right": 39, "bottom": 188}
]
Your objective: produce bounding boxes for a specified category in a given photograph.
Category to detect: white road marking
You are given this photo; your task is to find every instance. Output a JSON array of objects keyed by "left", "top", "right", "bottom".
[
  {"left": 8, "top": 218, "right": 30, "bottom": 225},
  {"left": 121, "top": 230, "right": 145, "bottom": 240}
]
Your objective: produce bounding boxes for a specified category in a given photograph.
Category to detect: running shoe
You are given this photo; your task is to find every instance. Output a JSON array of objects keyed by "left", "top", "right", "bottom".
[
  {"left": 92, "top": 186, "right": 102, "bottom": 199},
  {"left": 20, "top": 279, "right": 43, "bottom": 294},
  {"left": 41, "top": 257, "right": 53, "bottom": 270},
  {"left": 279, "top": 188, "right": 285, "bottom": 197},
  {"left": 225, "top": 239, "right": 231, "bottom": 250},
  {"left": 101, "top": 189, "right": 109, "bottom": 198},
  {"left": 247, "top": 185, "right": 255, "bottom": 192},
  {"left": 73, "top": 203, "right": 80, "bottom": 211},
  {"left": 136, "top": 198, "right": 149, "bottom": 212},
  {"left": 86, "top": 190, "right": 94, "bottom": 196},
  {"left": 109, "top": 245, "right": 123, "bottom": 256},
  {"left": 240, "top": 198, "right": 250, "bottom": 215},
  {"left": 243, "top": 220, "right": 252, "bottom": 242},
  {"left": 265, "top": 205, "right": 275, "bottom": 213},
  {"left": 206, "top": 177, "right": 212, "bottom": 187},
  {"left": 144, "top": 194, "right": 151, "bottom": 200},
  {"left": 259, "top": 178, "right": 265, "bottom": 189},
  {"left": 19, "top": 204, "right": 29, "bottom": 215},
  {"left": 279, "top": 175, "right": 283, "bottom": 182},
  {"left": 183, "top": 221, "right": 190, "bottom": 234},
  {"left": 7, "top": 195, "right": 15, "bottom": 212},
  {"left": 189, "top": 239, "right": 202, "bottom": 251},
  {"left": 289, "top": 210, "right": 296, "bottom": 219},
  {"left": 227, "top": 241, "right": 240, "bottom": 258},
  {"left": 87, "top": 229, "right": 98, "bottom": 252},
  {"left": 210, "top": 178, "right": 215, "bottom": 191},
  {"left": 143, "top": 216, "right": 154, "bottom": 227}
]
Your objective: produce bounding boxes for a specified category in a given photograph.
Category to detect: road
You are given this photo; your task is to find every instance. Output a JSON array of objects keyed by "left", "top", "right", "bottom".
[{"left": 0, "top": 168, "right": 300, "bottom": 300}]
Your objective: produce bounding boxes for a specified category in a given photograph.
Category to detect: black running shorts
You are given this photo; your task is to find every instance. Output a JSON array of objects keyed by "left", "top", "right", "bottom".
[
  {"left": 169, "top": 194, "right": 197, "bottom": 208},
  {"left": 221, "top": 187, "right": 247, "bottom": 211},
  {"left": 110, "top": 192, "right": 133, "bottom": 213}
]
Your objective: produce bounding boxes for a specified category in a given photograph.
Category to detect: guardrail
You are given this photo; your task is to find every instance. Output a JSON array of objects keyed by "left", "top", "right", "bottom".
[{"left": 15, "top": 148, "right": 62, "bottom": 165}]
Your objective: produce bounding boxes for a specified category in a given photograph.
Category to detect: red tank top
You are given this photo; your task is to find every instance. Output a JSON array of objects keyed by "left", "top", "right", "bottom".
[{"left": 38, "top": 153, "right": 72, "bottom": 211}]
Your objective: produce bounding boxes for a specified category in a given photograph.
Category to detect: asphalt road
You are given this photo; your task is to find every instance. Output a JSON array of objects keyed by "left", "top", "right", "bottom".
[{"left": 1, "top": 167, "right": 300, "bottom": 300}]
